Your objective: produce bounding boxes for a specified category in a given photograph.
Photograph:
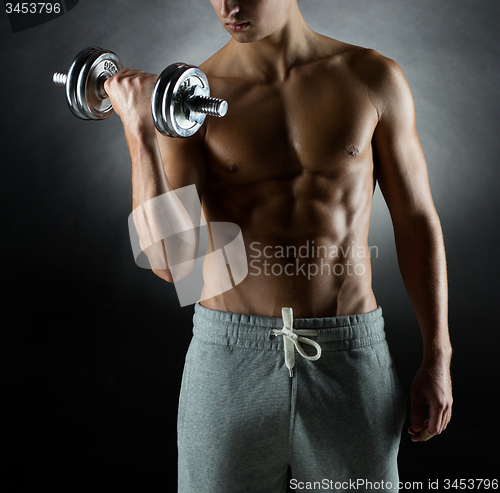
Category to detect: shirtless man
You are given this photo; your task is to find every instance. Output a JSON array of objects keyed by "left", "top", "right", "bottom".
[{"left": 105, "top": 0, "right": 453, "bottom": 491}]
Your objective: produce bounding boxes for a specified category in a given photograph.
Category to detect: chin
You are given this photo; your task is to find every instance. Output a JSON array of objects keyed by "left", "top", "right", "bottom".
[
  {"left": 228, "top": 30, "right": 265, "bottom": 44},
  {"left": 232, "top": 37, "right": 257, "bottom": 44}
]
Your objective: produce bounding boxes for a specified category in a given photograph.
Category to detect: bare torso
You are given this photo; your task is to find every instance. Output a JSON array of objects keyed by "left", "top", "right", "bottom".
[
  {"left": 164, "top": 35, "right": 382, "bottom": 318},
  {"left": 115, "top": 16, "right": 451, "bottom": 438}
]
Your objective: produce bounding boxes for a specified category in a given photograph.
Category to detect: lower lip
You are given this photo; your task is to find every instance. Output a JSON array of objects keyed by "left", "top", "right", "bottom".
[{"left": 228, "top": 22, "right": 250, "bottom": 32}]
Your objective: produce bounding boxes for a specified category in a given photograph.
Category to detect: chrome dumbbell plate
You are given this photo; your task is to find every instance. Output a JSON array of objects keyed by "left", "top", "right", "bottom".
[
  {"left": 79, "top": 50, "right": 123, "bottom": 119},
  {"left": 64, "top": 46, "right": 123, "bottom": 120},
  {"left": 152, "top": 63, "right": 211, "bottom": 138}
]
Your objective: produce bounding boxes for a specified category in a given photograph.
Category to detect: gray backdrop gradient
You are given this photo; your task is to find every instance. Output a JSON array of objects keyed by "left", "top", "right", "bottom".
[{"left": 1, "top": 0, "right": 499, "bottom": 488}]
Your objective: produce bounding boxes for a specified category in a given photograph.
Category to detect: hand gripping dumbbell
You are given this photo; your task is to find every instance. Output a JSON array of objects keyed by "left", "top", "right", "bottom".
[{"left": 53, "top": 46, "right": 228, "bottom": 137}]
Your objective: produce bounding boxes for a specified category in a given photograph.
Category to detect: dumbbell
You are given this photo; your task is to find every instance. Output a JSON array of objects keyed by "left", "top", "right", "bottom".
[{"left": 53, "top": 46, "right": 228, "bottom": 138}]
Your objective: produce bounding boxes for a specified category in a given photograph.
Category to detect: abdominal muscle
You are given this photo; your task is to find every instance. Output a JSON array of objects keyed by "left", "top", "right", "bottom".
[{"left": 199, "top": 169, "right": 378, "bottom": 319}]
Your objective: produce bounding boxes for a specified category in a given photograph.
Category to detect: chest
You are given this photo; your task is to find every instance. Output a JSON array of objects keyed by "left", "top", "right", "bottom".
[{"left": 202, "top": 69, "right": 379, "bottom": 185}]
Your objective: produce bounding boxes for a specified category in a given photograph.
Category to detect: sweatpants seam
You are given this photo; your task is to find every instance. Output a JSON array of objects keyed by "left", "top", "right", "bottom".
[{"left": 288, "top": 369, "right": 297, "bottom": 464}]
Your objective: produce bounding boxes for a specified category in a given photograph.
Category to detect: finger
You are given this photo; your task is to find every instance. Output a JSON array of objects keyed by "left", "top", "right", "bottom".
[
  {"left": 408, "top": 417, "right": 430, "bottom": 435},
  {"left": 118, "top": 70, "right": 145, "bottom": 79},
  {"left": 442, "top": 407, "right": 452, "bottom": 431},
  {"left": 113, "top": 67, "right": 132, "bottom": 77},
  {"left": 103, "top": 68, "right": 132, "bottom": 87},
  {"left": 410, "top": 395, "right": 425, "bottom": 432},
  {"left": 104, "top": 70, "right": 146, "bottom": 92},
  {"left": 427, "top": 401, "right": 444, "bottom": 436},
  {"left": 110, "top": 69, "right": 144, "bottom": 81},
  {"left": 125, "top": 70, "right": 146, "bottom": 77}
]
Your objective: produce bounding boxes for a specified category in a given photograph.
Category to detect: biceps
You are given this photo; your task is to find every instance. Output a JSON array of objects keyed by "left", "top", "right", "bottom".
[
  {"left": 371, "top": 59, "right": 439, "bottom": 226},
  {"left": 156, "top": 130, "right": 207, "bottom": 198},
  {"left": 373, "top": 123, "right": 438, "bottom": 227}
]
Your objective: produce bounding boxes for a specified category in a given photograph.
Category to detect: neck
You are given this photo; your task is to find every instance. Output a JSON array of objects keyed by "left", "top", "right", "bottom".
[{"left": 225, "top": 5, "right": 319, "bottom": 82}]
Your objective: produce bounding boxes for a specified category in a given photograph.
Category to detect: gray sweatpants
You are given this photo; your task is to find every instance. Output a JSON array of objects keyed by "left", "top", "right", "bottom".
[{"left": 177, "top": 303, "right": 406, "bottom": 492}]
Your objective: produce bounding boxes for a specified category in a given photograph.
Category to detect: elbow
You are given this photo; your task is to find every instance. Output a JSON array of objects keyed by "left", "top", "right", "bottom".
[
  {"left": 152, "top": 268, "right": 174, "bottom": 283},
  {"left": 393, "top": 211, "right": 442, "bottom": 238},
  {"left": 393, "top": 213, "right": 445, "bottom": 253}
]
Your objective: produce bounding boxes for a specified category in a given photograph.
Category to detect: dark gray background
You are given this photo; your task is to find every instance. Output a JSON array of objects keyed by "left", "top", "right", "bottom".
[{"left": 2, "top": 0, "right": 499, "bottom": 489}]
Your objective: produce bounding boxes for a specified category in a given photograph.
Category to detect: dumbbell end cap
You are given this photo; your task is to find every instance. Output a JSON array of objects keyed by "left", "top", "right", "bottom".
[
  {"left": 53, "top": 70, "right": 68, "bottom": 87},
  {"left": 218, "top": 101, "right": 228, "bottom": 117}
]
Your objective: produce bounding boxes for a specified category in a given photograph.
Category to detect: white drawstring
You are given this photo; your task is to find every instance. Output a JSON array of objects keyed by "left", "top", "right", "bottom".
[{"left": 271, "top": 307, "right": 322, "bottom": 377}]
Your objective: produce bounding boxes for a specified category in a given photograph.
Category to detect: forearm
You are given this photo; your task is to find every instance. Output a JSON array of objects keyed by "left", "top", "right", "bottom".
[
  {"left": 122, "top": 121, "right": 174, "bottom": 279},
  {"left": 124, "top": 122, "right": 201, "bottom": 282},
  {"left": 103, "top": 70, "right": 200, "bottom": 282},
  {"left": 394, "top": 214, "right": 451, "bottom": 364},
  {"left": 124, "top": 122, "right": 170, "bottom": 210}
]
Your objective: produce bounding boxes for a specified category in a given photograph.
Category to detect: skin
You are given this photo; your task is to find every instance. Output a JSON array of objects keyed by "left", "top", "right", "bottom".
[{"left": 104, "top": 0, "right": 452, "bottom": 443}]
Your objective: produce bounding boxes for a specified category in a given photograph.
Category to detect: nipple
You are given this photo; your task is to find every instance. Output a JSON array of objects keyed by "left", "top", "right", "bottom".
[
  {"left": 226, "top": 163, "right": 239, "bottom": 173},
  {"left": 345, "top": 145, "right": 360, "bottom": 158}
]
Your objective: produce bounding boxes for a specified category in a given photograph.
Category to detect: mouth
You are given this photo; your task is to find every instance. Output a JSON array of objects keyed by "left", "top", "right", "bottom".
[{"left": 227, "top": 21, "right": 250, "bottom": 32}]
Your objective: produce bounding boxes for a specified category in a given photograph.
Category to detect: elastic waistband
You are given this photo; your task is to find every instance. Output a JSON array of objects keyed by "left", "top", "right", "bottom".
[{"left": 193, "top": 302, "right": 385, "bottom": 352}]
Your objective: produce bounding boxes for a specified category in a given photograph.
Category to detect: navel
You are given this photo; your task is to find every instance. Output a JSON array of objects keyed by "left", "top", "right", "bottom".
[
  {"left": 225, "top": 163, "right": 239, "bottom": 173},
  {"left": 345, "top": 145, "right": 360, "bottom": 158}
]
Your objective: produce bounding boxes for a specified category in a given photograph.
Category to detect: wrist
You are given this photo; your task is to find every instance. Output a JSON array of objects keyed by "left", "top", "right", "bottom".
[
  {"left": 123, "top": 114, "right": 156, "bottom": 142},
  {"left": 423, "top": 344, "right": 452, "bottom": 366}
]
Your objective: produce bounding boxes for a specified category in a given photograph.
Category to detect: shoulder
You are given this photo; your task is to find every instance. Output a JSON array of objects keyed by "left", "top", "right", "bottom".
[
  {"left": 343, "top": 45, "right": 401, "bottom": 79},
  {"left": 313, "top": 40, "right": 416, "bottom": 125},
  {"left": 343, "top": 47, "right": 413, "bottom": 118},
  {"left": 330, "top": 42, "right": 409, "bottom": 93},
  {"left": 308, "top": 37, "right": 410, "bottom": 105}
]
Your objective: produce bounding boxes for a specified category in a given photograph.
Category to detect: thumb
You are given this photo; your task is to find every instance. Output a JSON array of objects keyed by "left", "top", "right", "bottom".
[{"left": 410, "top": 395, "right": 425, "bottom": 432}]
